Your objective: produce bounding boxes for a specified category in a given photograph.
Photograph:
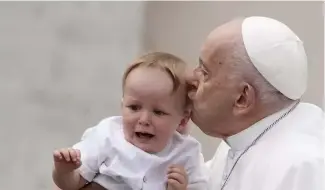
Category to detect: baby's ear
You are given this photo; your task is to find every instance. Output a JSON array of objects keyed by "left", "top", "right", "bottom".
[
  {"left": 177, "top": 119, "right": 190, "bottom": 135},
  {"left": 177, "top": 109, "right": 191, "bottom": 135},
  {"left": 183, "top": 107, "right": 191, "bottom": 120}
]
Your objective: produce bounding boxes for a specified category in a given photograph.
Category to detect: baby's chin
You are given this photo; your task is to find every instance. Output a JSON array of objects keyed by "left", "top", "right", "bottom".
[
  {"left": 125, "top": 136, "right": 164, "bottom": 154},
  {"left": 135, "top": 144, "right": 159, "bottom": 154}
]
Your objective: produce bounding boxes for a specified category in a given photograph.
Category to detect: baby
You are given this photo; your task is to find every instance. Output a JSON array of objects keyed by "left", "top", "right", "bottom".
[{"left": 52, "top": 52, "right": 208, "bottom": 190}]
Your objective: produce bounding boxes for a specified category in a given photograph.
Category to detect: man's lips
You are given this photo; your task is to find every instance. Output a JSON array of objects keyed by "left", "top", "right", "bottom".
[{"left": 187, "top": 82, "right": 198, "bottom": 92}]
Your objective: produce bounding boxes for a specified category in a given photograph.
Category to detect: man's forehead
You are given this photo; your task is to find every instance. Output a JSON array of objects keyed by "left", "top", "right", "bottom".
[
  {"left": 204, "top": 19, "right": 243, "bottom": 50},
  {"left": 199, "top": 42, "right": 220, "bottom": 69},
  {"left": 198, "top": 56, "right": 215, "bottom": 72},
  {"left": 199, "top": 41, "right": 216, "bottom": 66},
  {"left": 200, "top": 25, "right": 243, "bottom": 68},
  {"left": 209, "top": 18, "right": 243, "bottom": 37}
]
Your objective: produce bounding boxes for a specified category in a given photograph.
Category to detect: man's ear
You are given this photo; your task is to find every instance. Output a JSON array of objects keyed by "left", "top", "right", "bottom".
[{"left": 234, "top": 82, "right": 255, "bottom": 116}]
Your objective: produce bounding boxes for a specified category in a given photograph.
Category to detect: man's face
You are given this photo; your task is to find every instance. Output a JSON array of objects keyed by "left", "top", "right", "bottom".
[{"left": 187, "top": 38, "right": 240, "bottom": 138}]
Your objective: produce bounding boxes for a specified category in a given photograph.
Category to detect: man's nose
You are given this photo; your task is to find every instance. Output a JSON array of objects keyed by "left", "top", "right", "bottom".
[
  {"left": 187, "top": 85, "right": 197, "bottom": 100},
  {"left": 185, "top": 69, "right": 198, "bottom": 100},
  {"left": 185, "top": 67, "right": 196, "bottom": 82}
]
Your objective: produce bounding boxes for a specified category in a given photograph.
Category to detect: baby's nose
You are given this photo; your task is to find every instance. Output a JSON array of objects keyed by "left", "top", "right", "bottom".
[
  {"left": 139, "top": 112, "right": 151, "bottom": 126},
  {"left": 139, "top": 120, "right": 150, "bottom": 126}
]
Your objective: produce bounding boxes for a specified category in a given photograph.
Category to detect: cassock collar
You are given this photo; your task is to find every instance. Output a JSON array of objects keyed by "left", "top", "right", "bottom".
[{"left": 225, "top": 102, "right": 298, "bottom": 151}]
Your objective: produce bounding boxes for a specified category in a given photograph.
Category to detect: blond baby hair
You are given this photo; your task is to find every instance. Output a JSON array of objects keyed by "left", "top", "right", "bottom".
[{"left": 122, "top": 52, "right": 188, "bottom": 95}]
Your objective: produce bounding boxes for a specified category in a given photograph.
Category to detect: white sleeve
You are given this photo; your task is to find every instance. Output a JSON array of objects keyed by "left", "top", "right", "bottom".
[
  {"left": 72, "top": 120, "right": 112, "bottom": 182},
  {"left": 80, "top": 127, "right": 95, "bottom": 141}
]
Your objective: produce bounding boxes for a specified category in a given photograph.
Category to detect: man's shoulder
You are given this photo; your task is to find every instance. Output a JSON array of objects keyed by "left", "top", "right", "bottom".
[
  {"left": 256, "top": 101, "right": 324, "bottom": 166},
  {"left": 248, "top": 148, "right": 324, "bottom": 187},
  {"left": 249, "top": 134, "right": 323, "bottom": 176},
  {"left": 237, "top": 142, "right": 324, "bottom": 189},
  {"left": 265, "top": 146, "right": 323, "bottom": 168}
]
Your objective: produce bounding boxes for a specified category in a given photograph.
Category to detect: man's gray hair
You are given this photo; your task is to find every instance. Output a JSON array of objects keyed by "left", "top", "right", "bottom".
[{"left": 230, "top": 41, "right": 294, "bottom": 105}]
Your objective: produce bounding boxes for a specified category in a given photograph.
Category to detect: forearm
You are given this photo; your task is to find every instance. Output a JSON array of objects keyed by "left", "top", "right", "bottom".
[{"left": 52, "top": 169, "right": 83, "bottom": 190}]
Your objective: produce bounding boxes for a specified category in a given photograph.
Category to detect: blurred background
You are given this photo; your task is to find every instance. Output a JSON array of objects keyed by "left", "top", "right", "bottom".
[{"left": 0, "top": 2, "right": 323, "bottom": 189}]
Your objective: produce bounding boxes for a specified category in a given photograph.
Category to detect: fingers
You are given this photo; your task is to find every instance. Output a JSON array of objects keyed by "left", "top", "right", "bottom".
[
  {"left": 53, "top": 148, "right": 81, "bottom": 163},
  {"left": 166, "top": 165, "right": 188, "bottom": 190},
  {"left": 61, "top": 148, "right": 72, "bottom": 161},
  {"left": 167, "top": 170, "right": 187, "bottom": 185},
  {"left": 53, "top": 149, "right": 63, "bottom": 161},
  {"left": 68, "top": 148, "right": 79, "bottom": 162},
  {"left": 167, "top": 178, "right": 180, "bottom": 190},
  {"left": 75, "top": 149, "right": 81, "bottom": 160},
  {"left": 168, "top": 165, "right": 187, "bottom": 178}
]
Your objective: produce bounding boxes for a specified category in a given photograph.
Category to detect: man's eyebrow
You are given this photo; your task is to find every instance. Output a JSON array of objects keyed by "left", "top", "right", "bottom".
[
  {"left": 199, "top": 58, "right": 203, "bottom": 65},
  {"left": 199, "top": 57, "right": 209, "bottom": 72}
]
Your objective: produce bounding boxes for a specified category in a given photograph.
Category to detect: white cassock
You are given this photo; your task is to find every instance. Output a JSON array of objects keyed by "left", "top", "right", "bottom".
[{"left": 206, "top": 102, "right": 324, "bottom": 190}]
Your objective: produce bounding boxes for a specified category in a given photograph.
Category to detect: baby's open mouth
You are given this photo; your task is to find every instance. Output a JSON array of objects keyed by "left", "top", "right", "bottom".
[{"left": 135, "top": 132, "right": 154, "bottom": 139}]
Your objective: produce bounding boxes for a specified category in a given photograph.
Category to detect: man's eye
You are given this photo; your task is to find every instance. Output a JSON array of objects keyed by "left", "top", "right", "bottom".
[
  {"left": 201, "top": 69, "right": 208, "bottom": 75},
  {"left": 198, "top": 68, "right": 208, "bottom": 78},
  {"left": 128, "top": 105, "right": 140, "bottom": 111},
  {"left": 153, "top": 110, "right": 166, "bottom": 116},
  {"left": 194, "top": 65, "right": 201, "bottom": 72}
]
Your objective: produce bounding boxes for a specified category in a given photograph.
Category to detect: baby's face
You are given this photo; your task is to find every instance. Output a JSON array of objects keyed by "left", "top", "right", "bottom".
[{"left": 122, "top": 67, "right": 187, "bottom": 153}]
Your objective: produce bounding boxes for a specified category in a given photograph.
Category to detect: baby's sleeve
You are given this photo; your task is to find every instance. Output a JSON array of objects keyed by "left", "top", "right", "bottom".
[
  {"left": 72, "top": 119, "right": 112, "bottom": 182},
  {"left": 184, "top": 142, "right": 209, "bottom": 190}
]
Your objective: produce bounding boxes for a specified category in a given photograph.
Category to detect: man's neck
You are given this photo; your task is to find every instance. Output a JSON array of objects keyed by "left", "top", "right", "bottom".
[{"left": 224, "top": 100, "right": 295, "bottom": 138}]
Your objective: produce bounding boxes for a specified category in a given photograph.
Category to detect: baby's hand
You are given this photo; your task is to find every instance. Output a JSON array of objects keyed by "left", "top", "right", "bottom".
[
  {"left": 53, "top": 148, "right": 81, "bottom": 173},
  {"left": 166, "top": 165, "right": 188, "bottom": 190}
]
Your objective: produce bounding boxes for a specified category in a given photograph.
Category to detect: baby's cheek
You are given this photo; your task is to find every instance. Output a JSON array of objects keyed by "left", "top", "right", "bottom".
[
  {"left": 123, "top": 124, "right": 134, "bottom": 140},
  {"left": 158, "top": 126, "right": 177, "bottom": 142}
]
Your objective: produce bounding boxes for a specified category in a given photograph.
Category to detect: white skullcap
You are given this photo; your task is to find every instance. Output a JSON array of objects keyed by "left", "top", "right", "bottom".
[{"left": 242, "top": 16, "right": 308, "bottom": 100}]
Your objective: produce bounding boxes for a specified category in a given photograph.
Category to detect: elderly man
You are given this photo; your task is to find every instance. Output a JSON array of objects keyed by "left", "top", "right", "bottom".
[
  {"left": 187, "top": 16, "right": 324, "bottom": 190},
  {"left": 55, "top": 16, "right": 324, "bottom": 190}
]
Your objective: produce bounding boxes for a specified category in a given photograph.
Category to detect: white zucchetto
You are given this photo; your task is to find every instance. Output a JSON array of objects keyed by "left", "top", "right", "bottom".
[{"left": 242, "top": 16, "right": 308, "bottom": 100}]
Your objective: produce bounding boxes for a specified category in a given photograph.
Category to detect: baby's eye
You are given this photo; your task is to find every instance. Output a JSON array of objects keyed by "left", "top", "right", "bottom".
[
  {"left": 128, "top": 105, "right": 141, "bottom": 111},
  {"left": 153, "top": 109, "right": 166, "bottom": 116}
]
